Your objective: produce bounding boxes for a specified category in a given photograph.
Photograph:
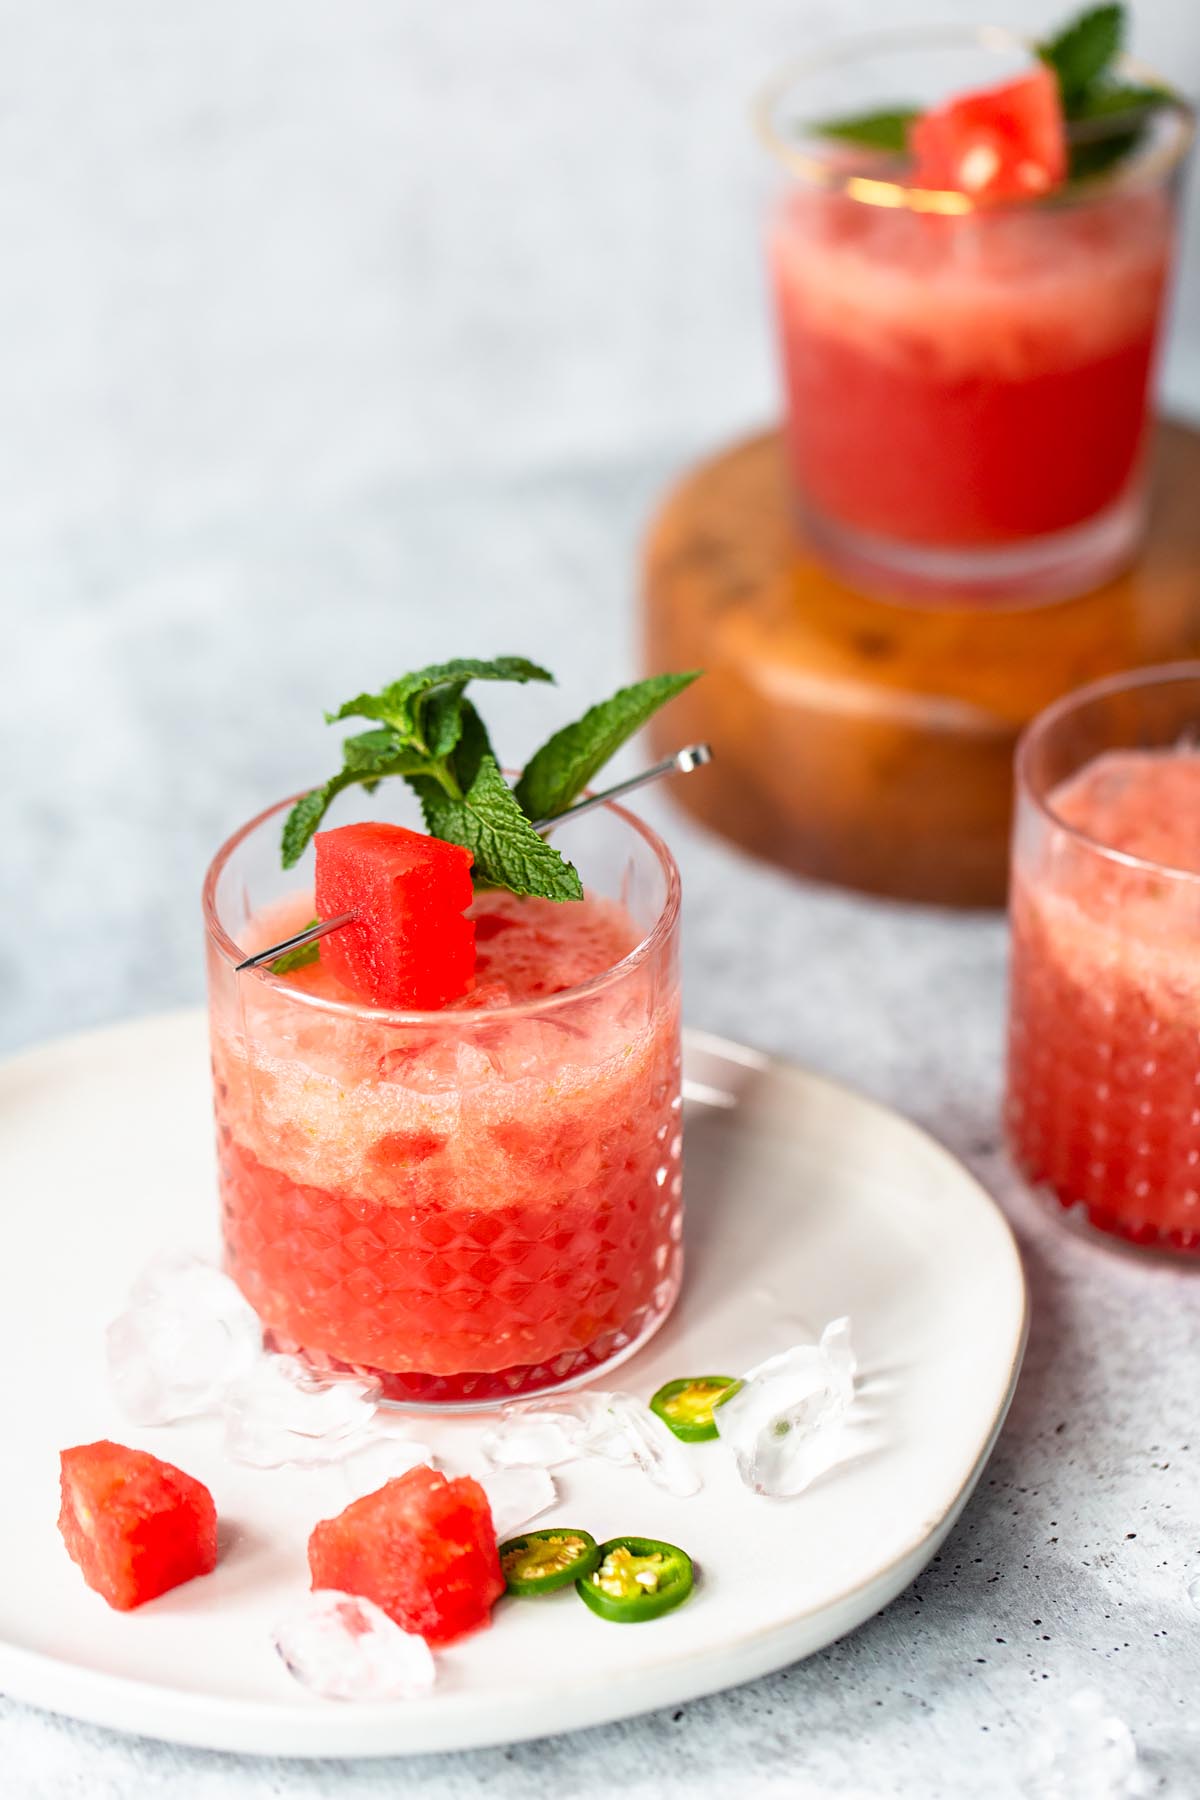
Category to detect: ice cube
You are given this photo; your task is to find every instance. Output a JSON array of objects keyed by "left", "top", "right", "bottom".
[
  {"left": 224, "top": 1355, "right": 382, "bottom": 1468},
  {"left": 480, "top": 1393, "right": 610, "bottom": 1469},
  {"left": 106, "top": 1251, "right": 262, "bottom": 1426},
  {"left": 481, "top": 1391, "right": 698, "bottom": 1496},
  {"left": 1025, "top": 1688, "right": 1142, "bottom": 1799},
  {"left": 274, "top": 1591, "right": 436, "bottom": 1702},
  {"left": 477, "top": 1467, "right": 557, "bottom": 1540},
  {"left": 340, "top": 1435, "right": 437, "bottom": 1499},
  {"left": 714, "top": 1317, "right": 857, "bottom": 1498},
  {"left": 588, "top": 1395, "right": 701, "bottom": 1498}
]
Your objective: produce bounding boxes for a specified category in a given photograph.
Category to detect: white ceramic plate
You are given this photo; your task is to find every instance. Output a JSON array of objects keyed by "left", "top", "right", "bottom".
[{"left": 0, "top": 1011, "right": 1025, "bottom": 1757}]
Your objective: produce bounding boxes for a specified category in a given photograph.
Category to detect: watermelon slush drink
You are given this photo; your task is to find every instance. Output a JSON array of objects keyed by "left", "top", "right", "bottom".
[
  {"left": 758, "top": 32, "right": 1190, "bottom": 603},
  {"left": 1006, "top": 668, "right": 1200, "bottom": 1254},
  {"left": 204, "top": 793, "right": 682, "bottom": 1404},
  {"left": 770, "top": 187, "right": 1172, "bottom": 573}
]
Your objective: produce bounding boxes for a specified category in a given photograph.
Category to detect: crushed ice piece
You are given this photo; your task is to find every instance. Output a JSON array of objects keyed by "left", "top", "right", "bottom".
[
  {"left": 224, "top": 1355, "right": 382, "bottom": 1468},
  {"left": 1025, "top": 1687, "right": 1143, "bottom": 1799},
  {"left": 1188, "top": 1573, "right": 1200, "bottom": 1610},
  {"left": 106, "top": 1251, "right": 262, "bottom": 1426},
  {"left": 714, "top": 1317, "right": 857, "bottom": 1498},
  {"left": 481, "top": 1391, "right": 699, "bottom": 1496},
  {"left": 587, "top": 1395, "right": 702, "bottom": 1498},
  {"left": 340, "top": 1435, "right": 437, "bottom": 1499},
  {"left": 477, "top": 1467, "right": 557, "bottom": 1540},
  {"left": 480, "top": 1393, "right": 610, "bottom": 1469},
  {"left": 274, "top": 1591, "right": 436, "bottom": 1702}
]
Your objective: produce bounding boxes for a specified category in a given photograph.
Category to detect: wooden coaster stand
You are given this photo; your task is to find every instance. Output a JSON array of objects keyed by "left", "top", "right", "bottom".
[{"left": 642, "top": 424, "right": 1200, "bottom": 907}]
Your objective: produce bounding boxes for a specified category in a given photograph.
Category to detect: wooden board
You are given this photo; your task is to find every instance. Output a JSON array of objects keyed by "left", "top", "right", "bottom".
[{"left": 642, "top": 424, "right": 1200, "bottom": 907}]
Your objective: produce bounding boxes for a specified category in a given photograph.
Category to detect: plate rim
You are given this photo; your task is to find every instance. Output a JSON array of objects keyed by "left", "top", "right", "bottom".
[{"left": 0, "top": 1010, "right": 1028, "bottom": 1757}]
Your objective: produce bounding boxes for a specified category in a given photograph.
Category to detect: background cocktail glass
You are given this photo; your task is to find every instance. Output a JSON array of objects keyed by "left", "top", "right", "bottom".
[
  {"left": 1006, "top": 663, "right": 1200, "bottom": 1255},
  {"left": 204, "top": 784, "right": 682, "bottom": 1405},
  {"left": 757, "top": 28, "right": 1193, "bottom": 606}
]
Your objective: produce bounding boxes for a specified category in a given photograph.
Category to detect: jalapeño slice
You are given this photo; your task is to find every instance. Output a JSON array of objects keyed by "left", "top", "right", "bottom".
[
  {"left": 650, "top": 1375, "right": 742, "bottom": 1442},
  {"left": 500, "top": 1528, "right": 600, "bottom": 1597},
  {"left": 575, "top": 1536, "right": 694, "bottom": 1623}
]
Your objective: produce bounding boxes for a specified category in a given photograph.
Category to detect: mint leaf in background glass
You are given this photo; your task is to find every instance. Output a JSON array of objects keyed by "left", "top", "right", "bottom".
[
  {"left": 1065, "top": 80, "right": 1176, "bottom": 175},
  {"left": 514, "top": 672, "right": 701, "bottom": 824},
  {"left": 1038, "top": 3, "right": 1123, "bottom": 105},
  {"left": 812, "top": 108, "right": 918, "bottom": 152},
  {"left": 271, "top": 925, "right": 321, "bottom": 975}
]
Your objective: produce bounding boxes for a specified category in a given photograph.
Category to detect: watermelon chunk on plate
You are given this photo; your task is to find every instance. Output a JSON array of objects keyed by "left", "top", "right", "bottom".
[
  {"left": 910, "top": 64, "right": 1067, "bottom": 202},
  {"left": 314, "top": 822, "right": 476, "bottom": 1010},
  {"left": 308, "top": 1465, "right": 504, "bottom": 1645},
  {"left": 58, "top": 1440, "right": 218, "bottom": 1611}
]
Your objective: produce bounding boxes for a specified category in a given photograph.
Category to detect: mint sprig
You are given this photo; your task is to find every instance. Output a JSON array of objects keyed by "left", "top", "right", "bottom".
[
  {"left": 812, "top": 4, "right": 1176, "bottom": 182},
  {"left": 514, "top": 672, "right": 700, "bottom": 823},
  {"left": 811, "top": 108, "right": 918, "bottom": 153},
  {"left": 279, "top": 657, "right": 700, "bottom": 904},
  {"left": 271, "top": 922, "right": 321, "bottom": 974},
  {"left": 1038, "top": 3, "right": 1123, "bottom": 104}
]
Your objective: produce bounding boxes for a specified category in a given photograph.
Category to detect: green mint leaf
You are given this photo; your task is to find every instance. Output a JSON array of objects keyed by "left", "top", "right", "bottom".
[
  {"left": 1064, "top": 79, "right": 1174, "bottom": 177},
  {"left": 514, "top": 671, "right": 701, "bottom": 823},
  {"left": 1039, "top": 4, "right": 1124, "bottom": 106},
  {"left": 325, "top": 658, "right": 553, "bottom": 736},
  {"left": 419, "top": 681, "right": 470, "bottom": 759},
  {"left": 1070, "top": 80, "right": 1174, "bottom": 117},
  {"left": 271, "top": 922, "right": 321, "bottom": 974},
  {"left": 281, "top": 786, "right": 334, "bottom": 869},
  {"left": 411, "top": 752, "right": 583, "bottom": 901},
  {"left": 280, "top": 741, "right": 429, "bottom": 868},
  {"left": 813, "top": 108, "right": 919, "bottom": 152}
]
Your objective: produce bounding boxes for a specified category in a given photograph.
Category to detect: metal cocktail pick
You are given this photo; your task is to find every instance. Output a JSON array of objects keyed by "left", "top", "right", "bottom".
[{"left": 235, "top": 742, "right": 713, "bottom": 972}]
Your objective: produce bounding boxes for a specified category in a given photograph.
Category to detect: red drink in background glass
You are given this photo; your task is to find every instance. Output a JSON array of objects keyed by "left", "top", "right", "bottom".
[
  {"left": 757, "top": 30, "right": 1192, "bottom": 604},
  {"left": 770, "top": 188, "right": 1171, "bottom": 552},
  {"left": 204, "top": 791, "right": 683, "bottom": 1404},
  {"left": 1005, "top": 667, "right": 1200, "bottom": 1254}
]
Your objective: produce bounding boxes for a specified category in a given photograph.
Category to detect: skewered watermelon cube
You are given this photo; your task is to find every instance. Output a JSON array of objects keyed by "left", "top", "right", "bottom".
[
  {"left": 314, "top": 822, "right": 476, "bottom": 1010},
  {"left": 910, "top": 65, "right": 1067, "bottom": 202},
  {"left": 308, "top": 1465, "right": 504, "bottom": 1645},
  {"left": 58, "top": 1441, "right": 218, "bottom": 1611}
]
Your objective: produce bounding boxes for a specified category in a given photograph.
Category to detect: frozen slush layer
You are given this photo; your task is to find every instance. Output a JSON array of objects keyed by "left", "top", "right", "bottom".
[
  {"left": 213, "top": 888, "right": 670, "bottom": 1203},
  {"left": 1048, "top": 748, "right": 1200, "bottom": 878},
  {"left": 771, "top": 186, "right": 1172, "bottom": 380},
  {"left": 1013, "top": 749, "right": 1200, "bottom": 1018}
]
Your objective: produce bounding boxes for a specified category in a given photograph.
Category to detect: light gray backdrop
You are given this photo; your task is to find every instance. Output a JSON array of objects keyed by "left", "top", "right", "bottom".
[{"left": 4, "top": 4, "right": 1199, "bottom": 1797}]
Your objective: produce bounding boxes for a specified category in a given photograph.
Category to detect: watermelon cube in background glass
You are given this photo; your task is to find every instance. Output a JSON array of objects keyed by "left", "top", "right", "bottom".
[
  {"left": 204, "top": 782, "right": 683, "bottom": 1406},
  {"left": 1006, "top": 665, "right": 1200, "bottom": 1257},
  {"left": 757, "top": 27, "right": 1192, "bottom": 605},
  {"left": 58, "top": 1442, "right": 218, "bottom": 1611}
]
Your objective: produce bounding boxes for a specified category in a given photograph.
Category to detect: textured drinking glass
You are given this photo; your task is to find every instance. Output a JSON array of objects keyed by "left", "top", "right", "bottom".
[
  {"left": 1006, "top": 664, "right": 1200, "bottom": 1255},
  {"left": 204, "top": 784, "right": 683, "bottom": 1405},
  {"left": 757, "top": 28, "right": 1193, "bottom": 605}
]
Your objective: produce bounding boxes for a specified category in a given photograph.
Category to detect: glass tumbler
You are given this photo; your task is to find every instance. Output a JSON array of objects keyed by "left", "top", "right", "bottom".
[
  {"left": 1006, "top": 663, "right": 1200, "bottom": 1254},
  {"left": 204, "top": 782, "right": 683, "bottom": 1404},
  {"left": 756, "top": 28, "right": 1193, "bottom": 605}
]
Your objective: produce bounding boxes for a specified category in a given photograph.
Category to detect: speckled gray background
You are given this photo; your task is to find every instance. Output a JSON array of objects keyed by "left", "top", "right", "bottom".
[{"left": 5, "top": 2, "right": 1200, "bottom": 1795}]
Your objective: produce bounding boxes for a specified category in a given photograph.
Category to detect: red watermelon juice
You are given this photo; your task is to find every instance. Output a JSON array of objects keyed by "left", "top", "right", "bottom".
[
  {"left": 759, "top": 37, "right": 1189, "bottom": 603},
  {"left": 1006, "top": 674, "right": 1200, "bottom": 1254},
  {"left": 204, "top": 795, "right": 683, "bottom": 1404}
]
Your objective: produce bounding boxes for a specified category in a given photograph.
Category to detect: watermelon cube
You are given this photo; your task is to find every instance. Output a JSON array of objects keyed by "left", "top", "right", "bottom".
[
  {"left": 58, "top": 1441, "right": 218, "bottom": 1611},
  {"left": 314, "top": 822, "right": 476, "bottom": 1010},
  {"left": 308, "top": 1465, "right": 504, "bottom": 1645},
  {"left": 910, "top": 65, "right": 1067, "bottom": 202}
]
